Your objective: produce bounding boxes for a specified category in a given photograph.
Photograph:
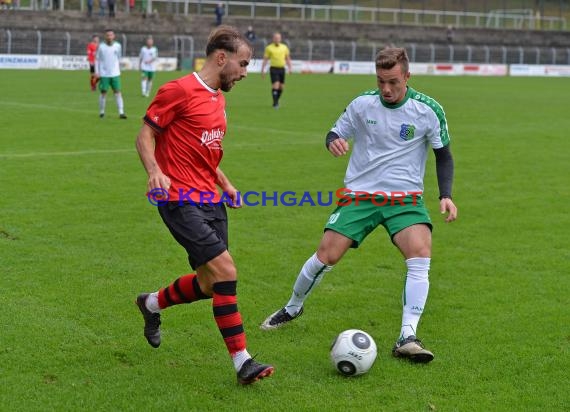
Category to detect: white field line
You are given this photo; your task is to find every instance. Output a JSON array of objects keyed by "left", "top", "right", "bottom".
[
  {"left": 0, "top": 101, "right": 93, "bottom": 114},
  {"left": 232, "top": 124, "right": 319, "bottom": 138},
  {"left": 0, "top": 102, "right": 322, "bottom": 159},
  {"left": 0, "top": 148, "right": 135, "bottom": 159}
]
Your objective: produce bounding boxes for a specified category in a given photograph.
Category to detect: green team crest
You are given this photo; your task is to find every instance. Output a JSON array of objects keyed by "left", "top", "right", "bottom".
[{"left": 399, "top": 123, "right": 416, "bottom": 141}]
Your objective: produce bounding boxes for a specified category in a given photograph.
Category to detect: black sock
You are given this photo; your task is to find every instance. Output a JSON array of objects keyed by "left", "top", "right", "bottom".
[{"left": 272, "top": 89, "right": 279, "bottom": 105}]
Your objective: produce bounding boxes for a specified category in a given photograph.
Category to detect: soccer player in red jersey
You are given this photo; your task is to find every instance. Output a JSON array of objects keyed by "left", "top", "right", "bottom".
[
  {"left": 86, "top": 34, "right": 99, "bottom": 91},
  {"left": 134, "top": 25, "right": 274, "bottom": 385}
]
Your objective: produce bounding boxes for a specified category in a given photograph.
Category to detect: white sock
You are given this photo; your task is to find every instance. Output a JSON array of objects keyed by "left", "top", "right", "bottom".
[
  {"left": 141, "top": 79, "right": 147, "bottom": 95},
  {"left": 145, "top": 292, "right": 160, "bottom": 313},
  {"left": 114, "top": 93, "right": 124, "bottom": 115},
  {"left": 399, "top": 257, "right": 430, "bottom": 340},
  {"left": 232, "top": 349, "right": 251, "bottom": 371},
  {"left": 147, "top": 81, "right": 152, "bottom": 95},
  {"left": 285, "top": 253, "right": 333, "bottom": 316},
  {"left": 99, "top": 94, "right": 106, "bottom": 114}
]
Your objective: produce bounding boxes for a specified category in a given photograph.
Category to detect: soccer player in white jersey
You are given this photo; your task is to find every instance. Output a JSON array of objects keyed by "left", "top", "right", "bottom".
[
  {"left": 139, "top": 36, "right": 158, "bottom": 97},
  {"left": 261, "top": 47, "right": 458, "bottom": 363},
  {"left": 95, "top": 29, "right": 126, "bottom": 119}
]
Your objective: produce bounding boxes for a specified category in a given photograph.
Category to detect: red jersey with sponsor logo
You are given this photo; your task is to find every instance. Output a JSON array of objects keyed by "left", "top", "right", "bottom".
[
  {"left": 144, "top": 72, "right": 226, "bottom": 202},
  {"left": 87, "top": 42, "right": 98, "bottom": 64}
]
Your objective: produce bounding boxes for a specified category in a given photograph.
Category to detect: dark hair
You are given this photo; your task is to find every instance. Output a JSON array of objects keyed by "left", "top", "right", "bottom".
[
  {"left": 375, "top": 47, "right": 409, "bottom": 73},
  {"left": 206, "top": 25, "right": 251, "bottom": 56}
]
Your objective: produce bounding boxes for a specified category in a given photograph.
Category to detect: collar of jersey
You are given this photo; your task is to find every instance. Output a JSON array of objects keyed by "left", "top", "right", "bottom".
[
  {"left": 379, "top": 86, "right": 413, "bottom": 109},
  {"left": 193, "top": 72, "right": 218, "bottom": 94}
]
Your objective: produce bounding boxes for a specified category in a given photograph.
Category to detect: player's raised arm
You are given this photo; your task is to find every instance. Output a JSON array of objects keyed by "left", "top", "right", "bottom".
[{"left": 135, "top": 123, "right": 171, "bottom": 192}]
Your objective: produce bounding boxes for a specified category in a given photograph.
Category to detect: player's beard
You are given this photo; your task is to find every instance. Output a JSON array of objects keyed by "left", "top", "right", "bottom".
[{"left": 219, "top": 71, "right": 237, "bottom": 92}]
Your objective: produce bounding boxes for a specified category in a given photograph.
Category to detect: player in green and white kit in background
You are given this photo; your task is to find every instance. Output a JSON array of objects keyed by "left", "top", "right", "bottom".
[
  {"left": 139, "top": 36, "right": 158, "bottom": 97},
  {"left": 95, "top": 29, "right": 126, "bottom": 119},
  {"left": 261, "top": 47, "right": 458, "bottom": 363}
]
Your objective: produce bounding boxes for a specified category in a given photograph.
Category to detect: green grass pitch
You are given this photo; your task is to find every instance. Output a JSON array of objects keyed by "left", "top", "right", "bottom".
[{"left": 0, "top": 69, "right": 568, "bottom": 411}]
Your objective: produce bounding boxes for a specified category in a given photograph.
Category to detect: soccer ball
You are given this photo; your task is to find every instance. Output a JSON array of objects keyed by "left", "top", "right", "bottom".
[{"left": 330, "top": 329, "right": 377, "bottom": 376}]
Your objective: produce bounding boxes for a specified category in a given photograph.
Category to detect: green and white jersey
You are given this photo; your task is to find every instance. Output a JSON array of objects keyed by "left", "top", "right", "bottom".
[
  {"left": 331, "top": 86, "right": 450, "bottom": 195},
  {"left": 139, "top": 46, "right": 158, "bottom": 72},
  {"left": 95, "top": 41, "right": 121, "bottom": 78}
]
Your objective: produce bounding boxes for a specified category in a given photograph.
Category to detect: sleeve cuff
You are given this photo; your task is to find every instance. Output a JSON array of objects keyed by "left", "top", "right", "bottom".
[{"left": 143, "top": 115, "right": 164, "bottom": 134}]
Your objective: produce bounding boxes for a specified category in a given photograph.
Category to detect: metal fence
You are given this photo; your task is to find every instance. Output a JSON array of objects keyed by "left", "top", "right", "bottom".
[
  {"left": 145, "top": 0, "right": 567, "bottom": 30},
  {"left": 2, "top": 29, "right": 570, "bottom": 65},
  {"left": 291, "top": 40, "right": 570, "bottom": 65},
  {"left": 3, "top": 0, "right": 568, "bottom": 30}
]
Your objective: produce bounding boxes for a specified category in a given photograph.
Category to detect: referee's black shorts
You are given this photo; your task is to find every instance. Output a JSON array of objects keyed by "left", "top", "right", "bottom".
[
  {"left": 158, "top": 202, "right": 228, "bottom": 269},
  {"left": 269, "top": 66, "right": 286, "bottom": 84}
]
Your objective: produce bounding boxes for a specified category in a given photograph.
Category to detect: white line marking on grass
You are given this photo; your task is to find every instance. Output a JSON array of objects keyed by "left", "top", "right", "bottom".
[
  {"left": 0, "top": 102, "right": 323, "bottom": 139},
  {"left": 0, "top": 102, "right": 322, "bottom": 158},
  {"left": 1, "top": 135, "right": 322, "bottom": 158},
  {"left": 0, "top": 136, "right": 321, "bottom": 158},
  {"left": 0, "top": 148, "right": 135, "bottom": 159},
  {"left": 232, "top": 124, "right": 320, "bottom": 138},
  {"left": 0, "top": 101, "right": 93, "bottom": 114},
  {"left": 0, "top": 102, "right": 325, "bottom": 138}
]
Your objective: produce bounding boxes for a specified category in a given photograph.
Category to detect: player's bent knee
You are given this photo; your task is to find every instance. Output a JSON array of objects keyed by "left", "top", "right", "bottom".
[
  {"left": 317, "top": 231, "right": 352, "bottom": 265},
  {"left": 316, "top": 249, "right": 342, "bottom": 266},
  {"left": 218, "top": 265, "right": 237, "bottom": 281},
  {"left": 209, "top": 267, "right": 237, "bottom": 283},
  {"left": 409, "top": 242, "right": 431, "bottom": 258},
  {"left": 205, "top": 256, "right": 238, "bottom": 282},
  {"left": 401, "top": 243, "right": 431, "bottom": 259}
]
